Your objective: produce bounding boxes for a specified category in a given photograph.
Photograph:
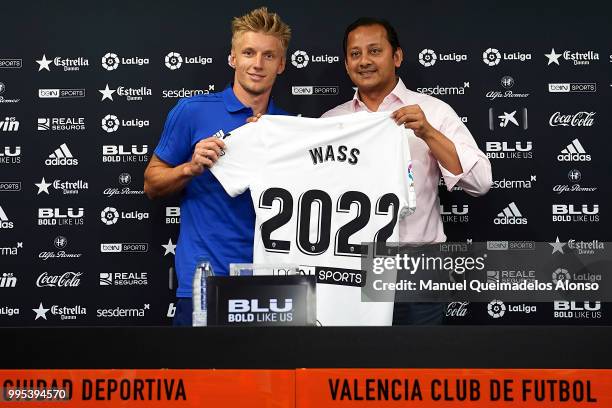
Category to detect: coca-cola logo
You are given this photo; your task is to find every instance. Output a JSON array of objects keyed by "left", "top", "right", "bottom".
[
  {"left": 445, "top": 301, "right": 469, "bottom": 317},
  {"left": 549, "top": 111, "right": 595, "bottom": 127},
  {"left": 36, "top": 271, "right": 82, "bottom": 287}
]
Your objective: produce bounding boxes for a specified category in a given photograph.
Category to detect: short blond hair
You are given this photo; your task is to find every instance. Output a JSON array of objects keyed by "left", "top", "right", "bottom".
[{"left": 231, "top": 7, "right": 291, "bottom": 52}]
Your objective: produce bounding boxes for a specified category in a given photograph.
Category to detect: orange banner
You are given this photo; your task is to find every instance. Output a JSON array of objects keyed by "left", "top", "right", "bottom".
[
  {"left": 1, "top": 369, "right": 611, "bottom": 407},
  {"left": 0, "top": 369, "right": 294, "bottom": 407},
  {"left": 296, "top": 369, "right": 612, "bottom": 407}
]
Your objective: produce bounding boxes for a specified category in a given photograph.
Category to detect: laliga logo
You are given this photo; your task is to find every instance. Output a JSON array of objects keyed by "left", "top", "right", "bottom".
[
  {"left": 552, "top": 268, "right": 571, "bottom": 285},
  {"left": 101, "top": 114, "right": 119, "bottom": 133},
  {"left": 483, "top": 48, "right": 501, "bottom": 66},
  {"left": 291, "top": 50, "right": 338, "bottom": 69},
  {"left": 291, "top": 50, "right": 309, "bottom": 68},
  {"left": 165, "top": 52, "right": 182, "bottom": 70},
  {"left": 418, "top": 49, "right": 437, "bottom": 67},
  {"left": 101, "top": 53, "right": 120, "bottom": 71},
  {"left": 100, "top": 207, "right": 119, "bottom": 225},
  {"left": 487, "top": 300, "right": 506, "bottom": 318}
]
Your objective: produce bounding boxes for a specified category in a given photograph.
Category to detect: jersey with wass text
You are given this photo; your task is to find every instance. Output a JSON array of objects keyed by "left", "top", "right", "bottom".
[{"left": 211, "top": 112, "right": 416, "bottom": 325}]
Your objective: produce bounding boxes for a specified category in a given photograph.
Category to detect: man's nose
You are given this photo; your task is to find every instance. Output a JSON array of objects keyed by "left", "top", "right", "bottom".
[
  {"left": 358, "top": 54, "right": 372, "bottom": 68},
  {"left": 253, "top": 53, "right": 264, "bottom": 69}
]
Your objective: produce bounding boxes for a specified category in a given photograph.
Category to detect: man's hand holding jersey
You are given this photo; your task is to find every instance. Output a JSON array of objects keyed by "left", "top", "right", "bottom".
[{"left": 183, "top": 137, "right": 226, "bottom": 177}]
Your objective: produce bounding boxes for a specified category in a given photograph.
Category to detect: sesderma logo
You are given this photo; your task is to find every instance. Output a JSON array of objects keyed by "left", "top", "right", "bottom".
[
  {"left": 494, "top": 202, "right": 527, "bottom": 225},
  {"left": 96, "top": 304, "right": 150, "bottom": 318}
]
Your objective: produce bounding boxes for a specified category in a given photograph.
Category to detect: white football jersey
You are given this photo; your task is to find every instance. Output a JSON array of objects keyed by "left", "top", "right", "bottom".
[{"left": 211, "top": 112, "right": 416, "bottom": 325}]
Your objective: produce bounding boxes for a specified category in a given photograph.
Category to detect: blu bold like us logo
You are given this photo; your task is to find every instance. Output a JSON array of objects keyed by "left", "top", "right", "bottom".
[
  {"left": 228, "top": 298, "right": 293, "bottom": 323},
  {"left": 486, "top": 141, "right": 533, "bottom": 159},
  {"left": 440, "top": 204, "right": 469, "bottom": 223},
  {"left": 552, "top": 204, "right": 599, "bottom": 223},
  {"left": 38, "top": 208, "right": 84, "bottom": 226},
  {"left": 166, "top": 207, "right": 180, "bottom": 224},
  {"left": 0, "top": 146, "right": 20, "bottom": 165},
  {"left": 102, "top": 145, "right": 148, "bottom": 163}
]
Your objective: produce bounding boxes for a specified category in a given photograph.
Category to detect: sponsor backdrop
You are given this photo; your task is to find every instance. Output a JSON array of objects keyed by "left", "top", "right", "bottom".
[{"left": 0, "top": 0, "right": 610, "bottom": 325}]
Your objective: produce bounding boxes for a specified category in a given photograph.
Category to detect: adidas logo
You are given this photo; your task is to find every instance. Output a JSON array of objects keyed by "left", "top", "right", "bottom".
[
  {"left": 212, "top": 129, "right": 229, "bottom": 139},
  {"left": 0, "top": 205, "right": 14, "bottom": 229},
  {"left": 557, "top": 138, "right": 591, "bottom": 162},
  {"left": 494, "top": 202, "right": 528, "bottom": 225},
  {"left": 45, "top": 143, "right": 78, "bottom": 166},
  {"left": 212, "top": 130, "right": 229, "bottom": 156}
]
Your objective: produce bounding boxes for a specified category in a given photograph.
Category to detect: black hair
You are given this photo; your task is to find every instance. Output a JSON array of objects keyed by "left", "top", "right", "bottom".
[{"left": 342, "top": 17, "right": 400, "bottom": 57}]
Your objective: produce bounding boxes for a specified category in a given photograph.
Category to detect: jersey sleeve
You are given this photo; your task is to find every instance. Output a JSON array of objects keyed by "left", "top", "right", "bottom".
[
  {"left": 398, "top": 128, "right": 417, "bottom": 219},
  {"left": 153, "top": 99, "right": 193, "bottom": 166},
  {"left": 210, "top": 122, "right": 262, "bottom": 197}
]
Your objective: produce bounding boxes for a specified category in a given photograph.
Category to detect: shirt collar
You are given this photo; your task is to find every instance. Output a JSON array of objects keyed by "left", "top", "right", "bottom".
[
  {"left": 222, "top": 84, "right": 280, "bottom": 114},
  {"left": 351, "top": 77, "right": 411, "bottom": 111},
  {"left": 222, "top": 85, "right": 249, "bottom": 113}
]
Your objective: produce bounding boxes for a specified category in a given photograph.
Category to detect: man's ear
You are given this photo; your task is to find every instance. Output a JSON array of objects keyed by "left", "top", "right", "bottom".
[
  {"left": 394, "top": 47, "right": 404, "bottom": 68},
  {"left": 277, "top": 55, "right": 286, "bottom": 74},
  {"left": 228, "top": 51, "right": 236, "bottom": 68}
]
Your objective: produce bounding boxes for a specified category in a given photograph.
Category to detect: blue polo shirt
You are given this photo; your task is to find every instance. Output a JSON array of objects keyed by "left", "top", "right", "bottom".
[{"left": 154, "top": 86, "right": 288, "bottom": 297}]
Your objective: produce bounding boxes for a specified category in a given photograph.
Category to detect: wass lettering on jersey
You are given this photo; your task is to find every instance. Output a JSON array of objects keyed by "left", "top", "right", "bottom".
[{"left": 211, "top": 112, "right": 416, "bottom": 326}]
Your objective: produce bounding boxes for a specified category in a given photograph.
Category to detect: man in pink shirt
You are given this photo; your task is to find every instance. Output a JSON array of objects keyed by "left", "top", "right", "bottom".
[{"left": 322, "top": 17, "right": 492, "bottom": 324}]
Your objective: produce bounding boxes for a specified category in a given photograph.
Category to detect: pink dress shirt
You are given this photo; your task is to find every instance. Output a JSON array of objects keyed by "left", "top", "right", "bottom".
[{"left": 321, "top": 78, "right": 492, "bottom": 243}]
